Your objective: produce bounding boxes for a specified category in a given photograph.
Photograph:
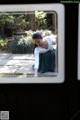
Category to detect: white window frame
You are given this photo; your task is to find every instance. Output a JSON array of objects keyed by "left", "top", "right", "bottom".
[{"left": 0, "top": 4, "right": 65, "bottom": 83}]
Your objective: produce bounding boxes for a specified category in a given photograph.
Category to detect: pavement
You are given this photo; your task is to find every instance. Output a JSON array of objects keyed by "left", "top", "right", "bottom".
[
  {"left": 0, "top": 53, "right": 55, "bottom": 78},
  {"left": 0, "top": 53, "right": 35, "bottom": 77}
]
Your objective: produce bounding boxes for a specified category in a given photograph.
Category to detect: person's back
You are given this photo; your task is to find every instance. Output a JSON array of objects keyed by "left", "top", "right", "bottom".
[{"left": 43, "top": 36, "right": 54, "bottom": 50}]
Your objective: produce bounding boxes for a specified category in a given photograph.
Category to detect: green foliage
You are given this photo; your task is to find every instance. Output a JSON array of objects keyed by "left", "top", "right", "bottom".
[
  {"left": 0, "top": 13, "right": 28, "bottom": 36},
  {"left": 35, "top": 11, "right": 47, "bottom": 29},
  {"left": 11, "top": 36, "right": 34, "bottom": 54},
  {"left": 0, "top": 11, "right": 53, "bottom": 36},
  {"left": 0, "top": 39, "right": 7, "bottom": 48},
  {"left": 10, "top": 30, "right": 54, "bottom": 54},
  {"left": 12, "top": 14, "right": 27, "bottom": 32},
  {"left": 0, "top": 13, "right": 13, "bottom": 25},
  {"left": 38, "top": 29, "right": 52, "bottom": 37}
]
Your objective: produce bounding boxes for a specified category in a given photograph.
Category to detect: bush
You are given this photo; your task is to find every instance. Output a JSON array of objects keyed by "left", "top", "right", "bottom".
[
  {"left": 0, "top": 39, "right": 7, "bottom": 49},
  {"left": 10, "top": 30, "right": 55, "bottom": 54},
  {"left": 10, "top": 36, "right": 34, "bottom": 54},
  {"left": 38, "top": 29, "right": 52, "bottom": 37}
]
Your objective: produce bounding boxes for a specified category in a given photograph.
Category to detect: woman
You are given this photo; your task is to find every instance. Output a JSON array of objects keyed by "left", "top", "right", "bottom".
[{"left": 32, "top": 32, "right": 56, "bottom": 77}]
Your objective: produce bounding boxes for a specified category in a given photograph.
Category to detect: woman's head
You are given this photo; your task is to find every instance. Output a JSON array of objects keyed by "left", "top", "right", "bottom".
[{"left": 32, "top": 32, "right": 43, "bottom": 46}]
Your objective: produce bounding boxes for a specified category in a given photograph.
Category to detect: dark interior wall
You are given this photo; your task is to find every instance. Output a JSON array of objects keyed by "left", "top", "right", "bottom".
[{"left": 0, "top": 1, "right": 80, "bottom": 120}]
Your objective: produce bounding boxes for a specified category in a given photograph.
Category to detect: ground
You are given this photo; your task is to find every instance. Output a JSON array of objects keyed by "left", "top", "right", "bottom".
[{"left": 0, "top": 53, "right": 55, "bottom": 78}]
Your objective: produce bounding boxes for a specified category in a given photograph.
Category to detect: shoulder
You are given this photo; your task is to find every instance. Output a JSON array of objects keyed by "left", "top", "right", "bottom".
[
  {"left": 44, "top": 36, "right": 50, "bottom": 39},
  {"left": 43, "top": 36, "right": 50, "bottom": 41}
]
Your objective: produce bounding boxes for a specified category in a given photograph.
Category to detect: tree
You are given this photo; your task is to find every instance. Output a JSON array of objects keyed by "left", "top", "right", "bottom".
[
  {"left": 0, "top": 13, "right": 13, "bottom": 37},
  {"left": 35, "top": 11, "right": 47, "bottom": 29}
]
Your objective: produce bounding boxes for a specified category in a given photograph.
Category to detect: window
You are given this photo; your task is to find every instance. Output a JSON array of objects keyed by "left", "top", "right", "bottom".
[{"left": 0, "top": 4, "right": 65, "bottom": 83}]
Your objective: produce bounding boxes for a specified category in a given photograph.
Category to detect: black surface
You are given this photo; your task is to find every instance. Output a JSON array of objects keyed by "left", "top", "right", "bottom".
[{"left": 0, "top": 1, "right": 80, "bottom": 120}]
